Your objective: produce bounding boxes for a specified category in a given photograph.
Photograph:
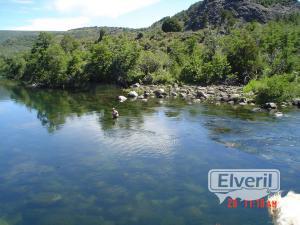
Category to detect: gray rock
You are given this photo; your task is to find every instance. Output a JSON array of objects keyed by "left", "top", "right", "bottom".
[
  {"left": 154, "top": 89, "right": 165, "bottom": 96},
  {"left": 132, "top": 83, "right": 140, "bottom": 88},
  {"left": 128, "top": 91, "right": 138, "bottom": 98},
  {"left": 252, "top": 107, "right": 263, "bottom": 112},
  {"left": 207, "top": 90, "right": 215, "bottom": 95},
  {"left": 197, "top": 91, "right": 208, "bottom": 99},
  {"left": 292, "top": 98, "right": 300, "bottom": 107},
  {"left": 180, "top": 93, "right": 187, "bottom": 98},
  {"left": 183, "top": 0, "right": 299, "bottom": 31},
  {"left": 144, "top": 92, "right": 150, "bottom": 98},
  {"left": 171, "top": 92, "right": 178, "bottom": 97},
  {"left": 265, "top": 102, "right": 277, "bottom": 109},
  {"left": 228, "top": 101, "right": 235, "bottom": 105},
  {"left": 118, "top": 96, "right": 127, "bottom": 102},
  {"left": 193, "top": 99, "right": 201, "bottom": 104},
  {"left": 230, "top": 94, "right": 240, "bottom": 102},
  {"left": 274, "top": 112, "right": 284, "bottom": 117}
]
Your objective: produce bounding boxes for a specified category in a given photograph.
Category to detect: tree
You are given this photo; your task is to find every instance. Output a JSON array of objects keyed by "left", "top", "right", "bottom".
[
  {"left": 162, "top": 17, "right": 183, "bottom": 33},
  {"left": 97, "top": 29, "right": 106, "bottom": 43},
  {"left": 67, "top": 50, "right": 89, "bottom": 87},
  {"left": 223, "top": 30, "right": 262, "bottom": 84},
  {"left": 87, "top": 40, "right": 113, "bottom": 82},
  {"left": 110, "top": 38, "right": 140, "bottom": 84},
  {"left": 2, "top": 55, "right": 26, "bottom": 80},
  {"left": 31, "top": 32, "right": 54, "bottom": 54},
  {"left": 138, "top": 51, "right": 162, "bottom": 75},
  {"left": 60, "top": 35, "right": 79, "bottom": 53},
  {"left": 24, "top": 33, "right": 69, "bottom": 87}
]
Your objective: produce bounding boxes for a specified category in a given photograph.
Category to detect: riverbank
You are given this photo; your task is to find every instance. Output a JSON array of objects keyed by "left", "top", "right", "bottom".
[{"left": 121, "top": 83, "right": 300, "bottom": 112}]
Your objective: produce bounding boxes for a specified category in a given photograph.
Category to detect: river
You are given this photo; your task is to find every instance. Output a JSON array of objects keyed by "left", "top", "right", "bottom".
[{"left": 0, "top": 80, "right": 299, "bottom": 225}]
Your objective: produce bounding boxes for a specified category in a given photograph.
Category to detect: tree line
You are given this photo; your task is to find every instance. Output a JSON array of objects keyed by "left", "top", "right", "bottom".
[{"left": 0, "top": 14, "right": 299, "bottom": 102}]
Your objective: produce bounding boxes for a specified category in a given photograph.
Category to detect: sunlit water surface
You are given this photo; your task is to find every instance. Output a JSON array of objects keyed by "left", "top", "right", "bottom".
[{"left": 0, "top": 81, "right": 299, "bottom": 225}]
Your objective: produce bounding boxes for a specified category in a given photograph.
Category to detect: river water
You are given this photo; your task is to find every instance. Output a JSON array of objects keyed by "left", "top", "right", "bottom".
[{"left": 0, "top": 80, "right": 299, "bottom": 225}]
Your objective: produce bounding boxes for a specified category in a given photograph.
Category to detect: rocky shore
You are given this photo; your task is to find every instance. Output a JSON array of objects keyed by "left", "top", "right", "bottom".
[{"left": 118, "top": 83, "right": 300, "bottom": 114}]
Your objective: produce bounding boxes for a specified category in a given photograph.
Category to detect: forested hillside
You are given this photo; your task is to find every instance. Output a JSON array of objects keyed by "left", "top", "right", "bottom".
[{"left": 0, "top": 0, "right": 299, "bottom": 103}]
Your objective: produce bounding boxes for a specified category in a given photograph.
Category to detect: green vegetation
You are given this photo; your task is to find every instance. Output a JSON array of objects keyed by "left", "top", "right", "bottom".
[
  {"left": 253, "top": 0, "right": 297, "bottom": 7},
  {"left": 0, "top": 13, "right": 299, "bottom": 103},
  {"left": 162, "top": 17, "right": 183, "bottom": 33},
  {"left": 245, "top": 73, "right": 300, "bottom": 103}
]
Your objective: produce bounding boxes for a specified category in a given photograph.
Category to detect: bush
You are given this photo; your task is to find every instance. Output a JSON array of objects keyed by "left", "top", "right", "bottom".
[
  {"left": 2, "top": 55, "right": 26, "bottom": 80},
  {"left": 180, "top": 59, "right": 202, "bottom": 83},
  {"left": 244, "top": 74, "right": 300, "bottom": 103},
  {"left": 223, "top": 30, "right": 263, "bottom": 84},
  {"left": 87, "top": 37, "right": 140, "bottom": 85},
  {"left": 162, "top": 17, "right": 183, "bottom": 33}
]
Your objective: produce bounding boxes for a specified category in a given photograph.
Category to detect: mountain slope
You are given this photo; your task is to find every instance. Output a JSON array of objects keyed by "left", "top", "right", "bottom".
[
  {"left": 0, "top": 0, "right": 299, "bottom": 56},
  {"left": 169, "top": 0, "right": 300, "bottom": 30}
]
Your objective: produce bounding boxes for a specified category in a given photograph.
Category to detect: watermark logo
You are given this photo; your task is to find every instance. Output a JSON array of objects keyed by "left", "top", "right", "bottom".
[{"left": 208, "top": 169, "right": 280, "bottom": 204}]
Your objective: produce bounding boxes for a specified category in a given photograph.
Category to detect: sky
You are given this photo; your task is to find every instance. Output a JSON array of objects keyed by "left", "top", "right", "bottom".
[{"left": 0, "top": 0, "right": 199, "bottom": 31}]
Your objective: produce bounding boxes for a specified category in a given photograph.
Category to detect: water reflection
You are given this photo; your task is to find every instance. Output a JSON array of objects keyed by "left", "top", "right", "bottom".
[{"left": 0, "top": 80, "right": 300, "bottom": 225}]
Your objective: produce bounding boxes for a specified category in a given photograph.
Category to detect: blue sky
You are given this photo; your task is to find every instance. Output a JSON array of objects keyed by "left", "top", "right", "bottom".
[{"left": 0, "top": 0, "right": 199, "bottom": 31}]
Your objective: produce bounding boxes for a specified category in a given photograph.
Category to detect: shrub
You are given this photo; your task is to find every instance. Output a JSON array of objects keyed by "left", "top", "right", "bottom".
[
  {"left": 244, "top": 73, "right": 300, "bottom": 103},
  {"left": 162, "top": 17, "right": 183, "bottom": 33}
]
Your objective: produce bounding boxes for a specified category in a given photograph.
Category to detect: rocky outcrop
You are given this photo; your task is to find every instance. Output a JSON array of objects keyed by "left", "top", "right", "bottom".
[{"left": 173, "top": 0, "right": 299, "bottom": 31}]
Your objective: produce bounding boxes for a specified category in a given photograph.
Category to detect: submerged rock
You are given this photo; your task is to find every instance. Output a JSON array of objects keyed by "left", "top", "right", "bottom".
[
  {"left": 30, "top": 193, "right": 62, "bottom": 206},
  {"left": 274, "top": 112, "right": 284, "bottom": 117},
  {"left": 252, "top": 107, "right": 263, "bottom": 112},
  {"left": 0, "top": 219, "right": 9, "bottom": 225}
]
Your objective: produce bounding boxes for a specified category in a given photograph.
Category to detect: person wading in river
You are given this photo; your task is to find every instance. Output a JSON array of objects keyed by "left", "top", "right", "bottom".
[{"left": 112, "top": 108, "right": 119, "bottom": 119}]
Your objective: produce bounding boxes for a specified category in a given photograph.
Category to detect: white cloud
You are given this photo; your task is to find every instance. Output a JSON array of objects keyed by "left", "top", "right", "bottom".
[
  {"left": 53, "top": 0, "right": 160, "bottom": 18},
  {"left": 13, "top": 0, "right": 33, "bottom": 4},
  {"left": 13, "top": 17, "right": 90, "bottom": 31}
]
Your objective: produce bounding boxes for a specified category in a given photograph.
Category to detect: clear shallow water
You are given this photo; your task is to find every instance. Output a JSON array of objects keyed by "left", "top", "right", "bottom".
[{"left": 0, "top": 80, "right": 299, "bottom": 225}]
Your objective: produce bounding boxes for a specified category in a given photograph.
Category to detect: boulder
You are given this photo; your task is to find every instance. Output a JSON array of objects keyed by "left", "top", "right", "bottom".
[
  {"left": 154, "top": 89, "right": 165, "bottom": 97},
  {"left": 171, "top": 92, "right": 178, "bottom": 97},
  {"left": 180, "top": 93, "right": 187, "bottom": 98},
  {"left": 197, "top": 91, "right": 208, "bottom": 99},
  {"left": 143, "top": 92, "right": 150, "bottom": 98},
  {"left": 128, "top": 91, "right": 138, "bottom": 98},
  {"left": 118, "top": 96, "right": 127, "bottom": 102},
  {"left": 132, "top": 83, "right": 140, "bottom": 88},
  {"left": 265, "top": 102, "right": 277, "bottom": 109},
  {"left": 292, "top": 98, "right": 300, "bottom": 107},
  {"left": 230, "top": 94, "right": 240, "bottom": 102},
  {"left": 274, "top": 112, "right": 284, "bottom": 117}
]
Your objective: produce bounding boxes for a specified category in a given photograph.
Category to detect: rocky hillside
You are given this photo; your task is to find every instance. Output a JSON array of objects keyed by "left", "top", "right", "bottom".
[{"left": 169, "top": 0, "right": 300, "bottom": 30}]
